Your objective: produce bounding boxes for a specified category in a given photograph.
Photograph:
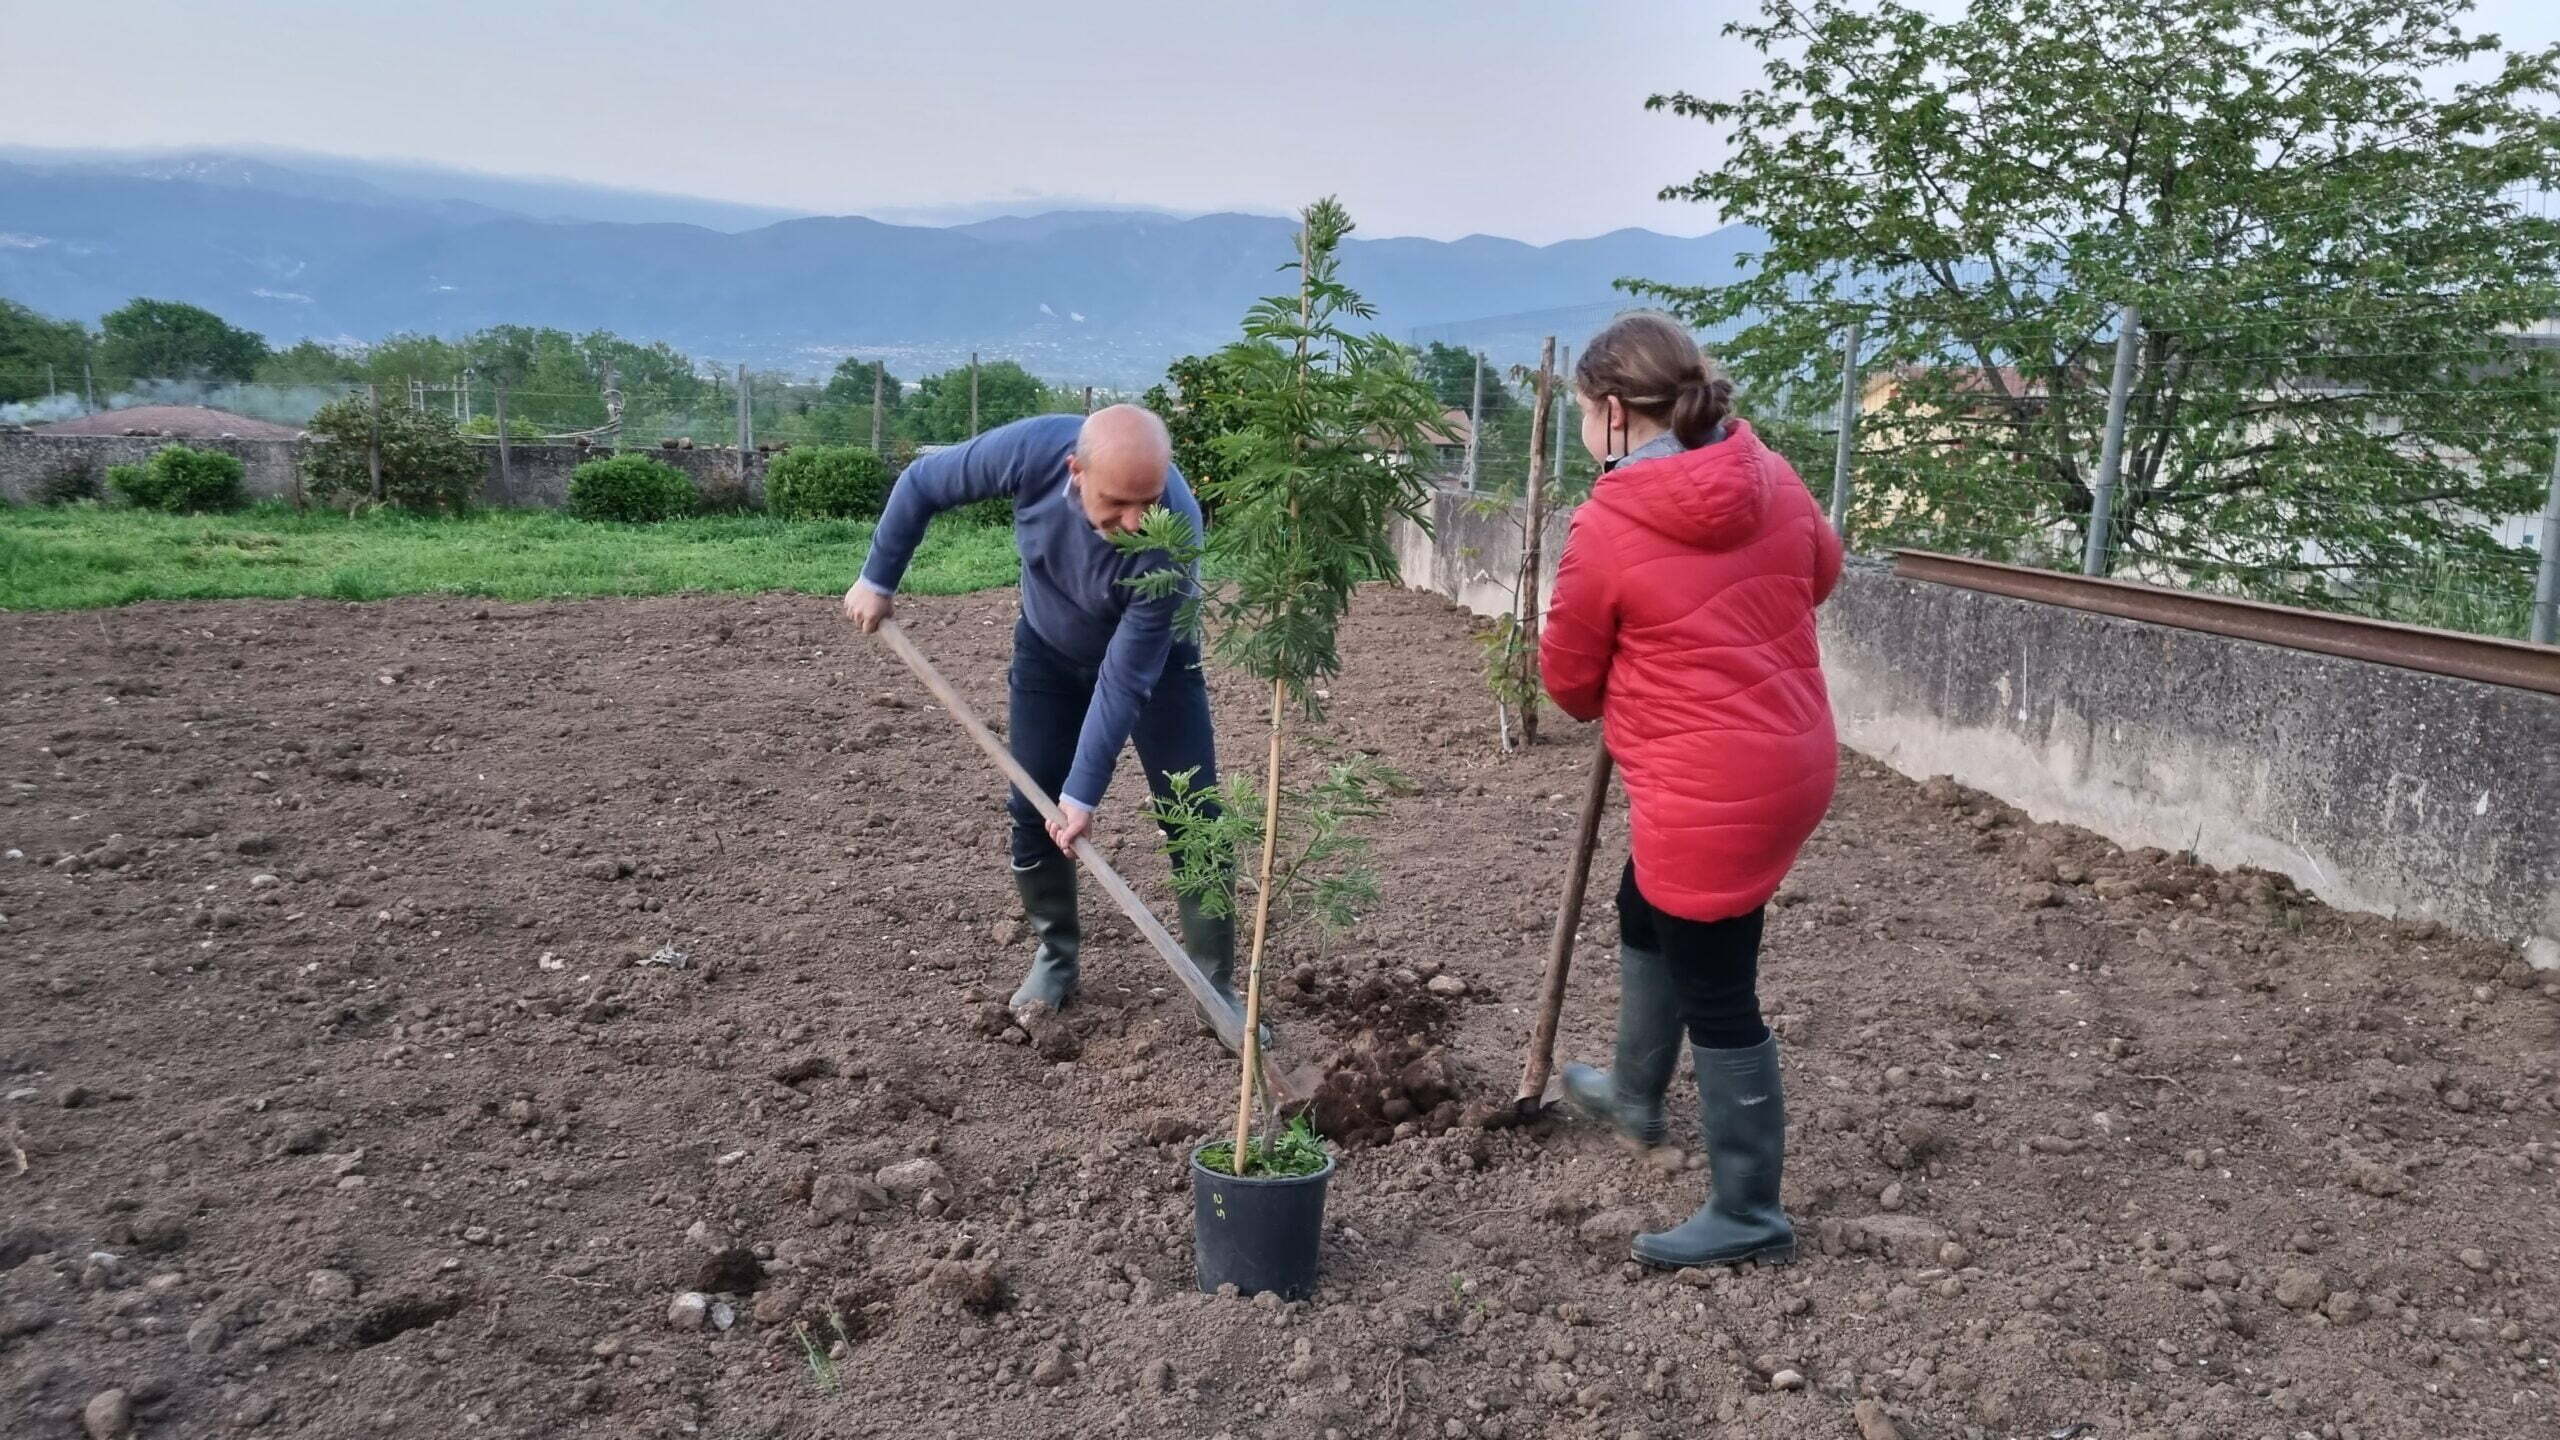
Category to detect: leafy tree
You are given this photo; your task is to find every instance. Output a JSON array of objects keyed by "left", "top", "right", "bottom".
[
  {"left": 0, "top": 299, "right": 92, "bottom": 405},
  {"left": 1142, "top": 352, "right": 1250, "bottom": 504},
  {"left": 97, "top": 299, "right": 269, "bottom": 382},
  {"left": 1125, "top": 198, "right": 1442, "bottom": 1174},
  {"left": 257, "top": 340, "right": 364, "bottom": 386},
  {"left": 908, "top": 359, "right": 1049, "bottom": 442},
  {"left": 1635, "top": 0, "right": 2560, "bottom": 616},
  {"left": 823, "top": 357, "right": 903, "bottom": 414},
  {"left": 108, "top": 445, "right": 246, "bottom": 512},
  {"left": 1416, "top": 341, "right": 1516, "bottom": 416},
  {"left": 763, "top": 444, "right": 893, "bottom": 519},
  {"left": 303, "top": 398, "right": 483, "bottom": 514}
]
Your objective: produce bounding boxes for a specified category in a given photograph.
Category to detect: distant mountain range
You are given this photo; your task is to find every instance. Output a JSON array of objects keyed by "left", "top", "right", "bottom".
[{"left": 0, "top": 149, "right": 1759, "bottom": 386}]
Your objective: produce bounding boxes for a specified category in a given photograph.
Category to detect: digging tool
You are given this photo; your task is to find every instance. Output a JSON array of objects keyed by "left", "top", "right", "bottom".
[
  {"left": 1516, "top": 740, "right": 1615, "bottom": 1117},
  {"left": 871, "top": 618, "right": 1312, "bottom": 1103}
]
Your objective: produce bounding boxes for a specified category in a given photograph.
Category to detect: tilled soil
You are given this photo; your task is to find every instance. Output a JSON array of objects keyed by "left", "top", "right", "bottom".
[{"left": 2, "top": 584, "right": 2556, "bottom": 1440}]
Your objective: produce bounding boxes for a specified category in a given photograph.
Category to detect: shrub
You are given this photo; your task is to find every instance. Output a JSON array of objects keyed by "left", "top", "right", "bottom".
[
  {"left": 763, "top": 445, "right": 891, "bottom": 520},
  {"left": 304, "top": 397, "right": 483, "bottom": 514},
  {"left": 695, "top": 461, "right": 757, "bottom": 516},
  {"left": 954, "top": 496, "right": 1015, "bottom": 527},
  {"left": 108, "top": 444, "right": 247, "bottom": 512},
  {"left": 35, "top": 454, "right": 102, "bottom": 505},
  {"left": 568, "top": 454, "right": 698, "bottom": 523}
]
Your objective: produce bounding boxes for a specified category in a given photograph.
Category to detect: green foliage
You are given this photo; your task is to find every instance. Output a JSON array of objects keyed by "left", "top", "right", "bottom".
[
  {"left": 907, "top": 360, "right": 1054, "bottom": 442},
  {"left": 0, "top": 299, "right": 93, "bottom": 405},
  {"left": 107, "top": 445, "right": 246, "bottom": 513},
  {"left": 1142, "top": 352, "right": 1252, "bottom": 505},
  {"left": 568, "top": 454, "right": 699, "bottom": 524},
  {"left": 303, "top": 397, "right": 484, "bottom": 514},
  {"left": 1194, "top": 1112, "right": 1329, "bottom": 1179},
  {"left": 255, "top": 339, "right": 364, "bottom": 385},
  {"left": 1187, "top": 198, "right": 1444, "bottom": 702},
  {"left": 34, "top": 455, "right": 103, "bottom": 506},
  {"left": 1148, "top": 756, "right": 1397, "bottom": 949},
  {"left": 98, "top": 299, "right": 268, "bottom": 382},
  {"left": 1475, "top": 611, "right": 1541, "bottom": 744},
  {"left": 1635, "top": 0, "right": 2560, "bottom": 612},
  {"left": 1416, "top": 341, "right": 1517, "bottom": 416},
  {"left": 461, "top": 413, "right": 541, "bottom": 439},
  {"left": 763, "top": 444, "right": 892, "bottom": 520}
]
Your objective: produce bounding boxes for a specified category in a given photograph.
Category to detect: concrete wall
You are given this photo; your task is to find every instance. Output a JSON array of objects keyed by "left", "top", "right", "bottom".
[
  {"left": 0, "top": 431, "right": 769, "bottom": 510},
  {"left": 1393, "top": 489, "right": 2560, "bottom": 965}
]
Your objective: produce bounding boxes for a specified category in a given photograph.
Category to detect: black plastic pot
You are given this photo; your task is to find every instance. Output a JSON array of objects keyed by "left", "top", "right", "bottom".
[{"left": 1190, "top": 1141, "right": 1336, "bottom": 1301}]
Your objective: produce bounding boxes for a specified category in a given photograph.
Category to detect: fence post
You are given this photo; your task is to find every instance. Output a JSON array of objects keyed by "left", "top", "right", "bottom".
[
  {"left": 1829, "top": 318, "right": 1863, "bottom": 537},
  {"left": 2084, "top": 305, "right": 2142, "bottom": 577},
  {"left": 870, "top": 363, "right": 885, "bottom": 452},
  {"left": 82, "top": 359, "right": 95, "bottom": 414},
  {"left": 2532, "top": 428, "right": 2560, "bottom": 645},
  {"left": 45, "top": 363, "right": 55, "bottom": 399},
  {"left": 1464, "top": 356, "right": 1484, "bottom": 490},
  {"left": 1082, "top": 385, "right": 1094, "bottom": 415},
  {"left": 493, "top": 380, "right": 513, "bottom": 502},
  {"left": 1516, "top": 337, "right": 1559, "bottom": 748},
  {"left": 735, "top": 363, "right": 753, "bottom": 454},
  {"left": 1552, "top": 344, "right": 1571, "bottom": 482},
  {"left": 365, "top": 384, "right": 384, "bottom": 502},
  {"left": 969, "top": 353, "right": 980, "bottom": 436}
]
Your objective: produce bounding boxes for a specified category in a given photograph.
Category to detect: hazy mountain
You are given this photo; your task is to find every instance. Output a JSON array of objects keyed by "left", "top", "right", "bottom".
[{"left": 0, "top": 152, "right": 1760, "bottom": 386}]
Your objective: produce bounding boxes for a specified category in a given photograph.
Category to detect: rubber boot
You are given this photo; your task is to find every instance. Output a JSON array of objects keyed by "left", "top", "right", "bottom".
[
  {"left": 1560, "top": 944, "right": 1683, "bottom": 1146},
  {"left": 1632, "top": 1035, "right": 1796, "bottom": 1269},
  {"left": 1179, "top": 892, "right": 1273, "bottom": 1053},
  {"left": 1008, "top": 854, "right": 1080, "bottom": 1013}
]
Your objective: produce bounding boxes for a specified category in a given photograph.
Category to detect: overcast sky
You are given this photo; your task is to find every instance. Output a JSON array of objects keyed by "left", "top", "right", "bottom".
[{"left": 5, "top": 0, "right": 2557, "bottom": 244}]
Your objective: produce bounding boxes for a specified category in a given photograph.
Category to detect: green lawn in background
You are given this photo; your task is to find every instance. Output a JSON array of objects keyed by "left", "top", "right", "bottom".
[{"left": 0, "top": 504, "right": 1021, "bottom": 612}]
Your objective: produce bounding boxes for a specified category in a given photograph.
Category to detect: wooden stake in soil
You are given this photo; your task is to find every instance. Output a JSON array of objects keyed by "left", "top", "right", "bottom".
[
  {"left": 1518, "top": 742, "right": 1614, "bottom": 1115},
  {"left": 1513, "top": 337, "right": 1557, "bottom": 747},
  {"left": 1232, "top": 678, "right": 1289, "bottom": 1175}
]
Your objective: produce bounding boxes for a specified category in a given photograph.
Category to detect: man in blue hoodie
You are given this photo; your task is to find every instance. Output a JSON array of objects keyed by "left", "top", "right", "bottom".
[{"left": 844, "top": 405, "right": 1230, "bottom": 1024}]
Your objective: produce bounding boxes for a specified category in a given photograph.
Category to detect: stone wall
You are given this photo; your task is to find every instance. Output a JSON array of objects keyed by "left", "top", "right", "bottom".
[{"left": 1392, "top": 489, "right": 2560, "bottom": 965}]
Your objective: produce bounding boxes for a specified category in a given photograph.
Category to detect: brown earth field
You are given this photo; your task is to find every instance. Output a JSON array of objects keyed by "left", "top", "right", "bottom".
[{"left": 3, "top": 583, "right": 2557, "bottom": 1440}]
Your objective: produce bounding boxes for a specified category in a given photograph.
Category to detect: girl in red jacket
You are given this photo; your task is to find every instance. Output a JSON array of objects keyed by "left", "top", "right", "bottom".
[{"left": 1544, "top": 312, "right": 1843, "bottom": 1270}]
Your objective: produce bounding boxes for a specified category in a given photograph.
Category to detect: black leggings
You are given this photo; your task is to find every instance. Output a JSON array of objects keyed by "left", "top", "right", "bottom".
[{"left": 1618, "top": 861, "right": 1770, "bottom": 1050}]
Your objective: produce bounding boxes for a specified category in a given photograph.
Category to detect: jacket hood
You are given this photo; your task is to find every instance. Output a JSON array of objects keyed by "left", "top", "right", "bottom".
[{"left": 1591, "top": 418, "right": 1774, "bottom": 552}]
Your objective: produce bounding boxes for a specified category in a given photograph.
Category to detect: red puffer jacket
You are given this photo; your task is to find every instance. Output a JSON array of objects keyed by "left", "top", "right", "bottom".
[{"left": 1540, "top": 420, "right": 1842, "bottom": 923}]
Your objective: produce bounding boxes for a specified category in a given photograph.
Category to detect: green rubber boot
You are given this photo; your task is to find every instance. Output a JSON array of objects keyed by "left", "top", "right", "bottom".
[
  {"left": 1632, "top": 1035, "right": 1796, "bottom": 1269},
  {"left": 1179, "top": 891, "right": 1272, "bottom": 1054},
  {"left": 1560, "top": 944, "right": 1683, "bottom": 1147},
  {"left": 1008, "top": 854, "right": 1080, "bottom": 1013}
]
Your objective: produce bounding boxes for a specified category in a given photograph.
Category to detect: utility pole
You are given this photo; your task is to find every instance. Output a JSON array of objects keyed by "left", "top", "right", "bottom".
[
  {"left": 870, "top": 363, "right": 885, "bottom": 452},
  {"left": 1829, "top": 318, "right": 1864, "bottom": 537},
  {"left": 1464, "top": 355, "right": 1484, "bottom": 490},
  {"left": 2083, "top": 306, "right": 2143, "bottom": 577},
  {"left": 969, "top": 353, "right": 980, "bottom": 436},
  {"left": 2532, "top": 427, "right": 2560, "bottom": 645},
  {"left": 365, "top": 384, "right": 384, "bottom": 502}
]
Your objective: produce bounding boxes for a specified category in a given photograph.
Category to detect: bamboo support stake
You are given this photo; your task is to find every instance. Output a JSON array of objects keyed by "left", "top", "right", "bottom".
[{"left": 1232, "top": 679, "right": 1289, "bottom": 1175}]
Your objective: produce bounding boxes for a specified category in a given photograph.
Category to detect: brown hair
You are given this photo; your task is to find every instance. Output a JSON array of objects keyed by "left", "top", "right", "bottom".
[{"left": 1574, "top": 311, "right": 1734, "bottom": 452}]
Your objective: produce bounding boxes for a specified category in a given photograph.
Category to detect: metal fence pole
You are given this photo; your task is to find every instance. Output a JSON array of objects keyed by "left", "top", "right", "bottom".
[
  {"left": 735, "top": 363, "right": 752, "bottom": 454},
  {"left": 2083, "top": 305, "right": 2142, "bottom": 577},
  {"left": 1828, "top": 318, "right": 1863, "bottom": 536},
  {"left": 2533, "top": 428, "right": 2560, "bottom": 645}
]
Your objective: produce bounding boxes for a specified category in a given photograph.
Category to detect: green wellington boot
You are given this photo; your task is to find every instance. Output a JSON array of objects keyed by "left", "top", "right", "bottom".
[
  {"left": 1632, "top": 1034, "right": 1796, "bottom": 1269},
  {"left": 1559, "top": 944, "right": 1683, "bottom": 1146},
  {"left": 1178, "top": 891, "right": 1272, "bottom": 1052},
  {"left": 1008, "top": 854, "right": 1081, "bottom": 1013}
]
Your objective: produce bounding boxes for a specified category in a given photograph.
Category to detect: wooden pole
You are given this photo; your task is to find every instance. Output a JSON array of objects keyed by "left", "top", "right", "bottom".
[
  {"left": 1518, "top": 744, "right": 1614, "bottom": 1113},
  {"left": 870, "top": 363, "right": 885, "bottom": 452},
  {"left": 1515, "top": 337, "right": 1557, "bottom": 746},
  {"left": 1232, "top": 679, "right": 1289, "bottom": 1174},
  {"left": 871, "top": 621, "right": 1302, "bottom": 1094},
  {"left": 736, "top": 363, "right": 753, "bottom": 454},
  {"left": 969, "top": 353, "right": 980, "bottom": 436},
  {"left": 1082, "top": 385, "right": 1094, "bottom": 415},
  {"left": 365, "top": 384, "right": 384, "bottom": 502},
  {"left": 493, "top": 380, "right": 513, "bottom": 502}
]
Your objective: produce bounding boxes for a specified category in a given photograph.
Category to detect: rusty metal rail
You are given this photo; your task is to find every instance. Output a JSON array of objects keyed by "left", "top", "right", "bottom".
[{"left": 1891, "top": 551, "right": 2560, "bottom": 698}]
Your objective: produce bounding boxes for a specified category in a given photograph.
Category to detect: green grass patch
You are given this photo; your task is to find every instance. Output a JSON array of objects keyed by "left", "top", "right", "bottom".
[{"left": 0, "top": 503, "right": 1020, "bottom": 612}]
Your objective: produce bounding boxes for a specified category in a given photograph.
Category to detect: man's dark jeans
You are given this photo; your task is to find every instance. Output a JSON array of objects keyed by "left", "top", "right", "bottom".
[{"left": 1006, "top": 615, "right": 1219, "bottom": 868}]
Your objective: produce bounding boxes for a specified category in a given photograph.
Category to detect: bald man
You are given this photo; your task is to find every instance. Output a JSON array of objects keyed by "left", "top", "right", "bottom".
[{"left": 843, "top": 406, "right": 1231, "bottom": 1024}]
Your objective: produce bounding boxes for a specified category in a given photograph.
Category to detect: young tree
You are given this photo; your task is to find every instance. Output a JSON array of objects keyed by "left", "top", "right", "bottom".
[
  {"left": 1636, "top": 0, "right": 2560, "bottom": 612},
  {"left": 1142, "top": 352, "right": 1250, "bottom": 504},
  {"left": 97, "top": 299, "right": 269, "bottom": 382},
  {"left": 1131, "top": 198, "right": 1442, "bottom": 1173},
  {"left": 908, "top": 359, "right": 1048, "bottom": 441}
]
